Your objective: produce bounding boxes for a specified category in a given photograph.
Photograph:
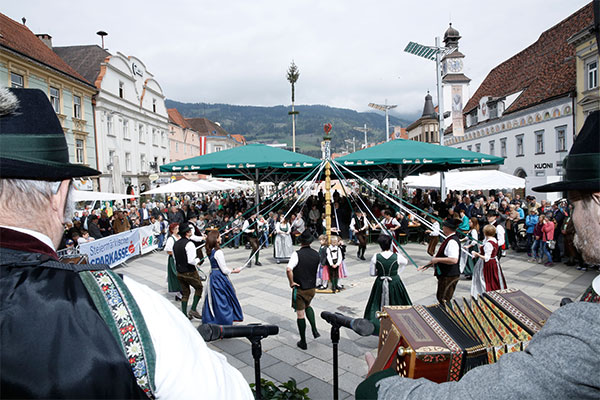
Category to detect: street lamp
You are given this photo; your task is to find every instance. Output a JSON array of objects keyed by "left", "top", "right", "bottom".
[
  {"left": 403, "top": 38, "right": 456, "bottom": 196},
  {"left": 368, "top": 100, "right": 397, "bottom": 142},
  {"left": 353, "top": 124, "right": 369, "bottom": 148}
]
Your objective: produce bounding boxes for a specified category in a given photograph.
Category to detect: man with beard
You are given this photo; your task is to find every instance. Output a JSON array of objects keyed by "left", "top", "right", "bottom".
[
  {"left": 356, "top": 111, "right": 600, "bottom": 399},
  {"left": 0, "top": 88, "right": 251, "bottom": 398}
]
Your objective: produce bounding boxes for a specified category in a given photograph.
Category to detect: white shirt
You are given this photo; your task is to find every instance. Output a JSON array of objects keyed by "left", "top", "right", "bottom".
[
  {"left": 184, "top": 241, "right": 200, "bottom": 266},
  {"left": 444, "top": 238, "right": 460, "bottom": 259},
  {"left": 287, "top": 250, "right": 300, "bottom": 270},
  {"left": 429, "top": 221, "right": 440, "bottom": 237},
  {"left": 242, "top": 220, "right": 255, "bottom": 233},
  {"left": 369, "top": 250, "right": 408, "bottom": 276},
  {"left": 495, "top": 224, "right": 506, "bottom": 247},
  {"left": 350, "top": 215, "right": 368, "bottom": 232},
  {"left": 275, "top": 222, "right": 290, "bottom": 235},
  {"left": 211, "top": 249, "right": 232, "bottom": 275},
  {"left": 291, "top": 217, "right": 305, "bottom": 233},
  {"left": 326, "top": 245, "right": 343, "bottom": 267},
  {"left": 164, "top": 236, "right": 177, "bottom": 253}
]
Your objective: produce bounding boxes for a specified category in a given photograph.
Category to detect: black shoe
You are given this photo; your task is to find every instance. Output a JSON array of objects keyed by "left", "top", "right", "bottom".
[
  {"left": 316, "top": 285, "right": 326, "bottom": 290},
  {"left": 312, "top": 330, "right": 321, "bottom": 339},
  {"left": 255, "top": 261, "right": 262, "bottom": 266},
  {"left": 297, "top": 340, "right": 307, "bottom": 350},
  {"left": 360, "top": 255, "right": 366, "bottom": 260},
  {"left": 357, "top": 251, "right": 361, "bottom": 258},
  {"left": 175, "top": 295, "right": 182, "bottom": 302}
]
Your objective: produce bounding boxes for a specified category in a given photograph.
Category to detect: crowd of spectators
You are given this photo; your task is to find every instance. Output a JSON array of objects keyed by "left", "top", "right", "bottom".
[{"left": 60, "top": 185, "right": 597, "bottom": 271}]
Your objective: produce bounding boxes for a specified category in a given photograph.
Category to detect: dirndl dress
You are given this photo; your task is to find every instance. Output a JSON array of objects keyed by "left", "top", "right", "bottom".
[{"left": 202, "top": 249, "right": 243, "bottom": 325}]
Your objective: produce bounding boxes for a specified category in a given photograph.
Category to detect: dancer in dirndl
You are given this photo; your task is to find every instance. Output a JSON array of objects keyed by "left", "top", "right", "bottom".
[
  {"left": 471, "top": 224, "right": 507, "bottom": 293},
  {"left": 164, "top": 222, "right": 182, "bottom": 300},
  {"left": 202, "top": 231, "right": 244, "bottom": 325}
]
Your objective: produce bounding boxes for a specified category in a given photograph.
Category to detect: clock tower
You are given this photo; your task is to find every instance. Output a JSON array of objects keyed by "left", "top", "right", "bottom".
[{"left": 441, "top": 23, "right": 470, "bottom": 136}]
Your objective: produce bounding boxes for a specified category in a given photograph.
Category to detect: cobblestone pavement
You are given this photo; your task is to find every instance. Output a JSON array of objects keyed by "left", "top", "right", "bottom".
[{"left": 117, "top": 241, "right": 596, "bottom": 399}]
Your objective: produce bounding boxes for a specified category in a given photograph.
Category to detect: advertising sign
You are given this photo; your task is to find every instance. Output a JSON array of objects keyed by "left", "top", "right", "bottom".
[
  {"left": 79, "top": 229, "right": 140, "bottom": 268},
  {"left": 139, "top": 225, "right": 159, "bottom": 255},
  {"left": 451, "top": 85, "right": 465, "bottom": 136}
]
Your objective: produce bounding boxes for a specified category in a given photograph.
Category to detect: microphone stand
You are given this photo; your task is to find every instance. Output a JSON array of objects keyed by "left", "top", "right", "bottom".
[
  {"left": 249, "top": 335, "right": 264, "bottom": 400},
  {"left": 329, "top": 323, "right": 341, "bottom": 400}
]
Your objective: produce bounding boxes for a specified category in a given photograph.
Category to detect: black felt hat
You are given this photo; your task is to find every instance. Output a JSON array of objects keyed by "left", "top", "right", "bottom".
[
  {"left": 442, "top": 218, "right": 458, "bottom": 230},
  {"left": 533, "top": 111, "right": 599, "bottom": 192},
  {"left": 179, "top": 222, "right": 192, "bottom": 235},
  {"left": 298, "top": 230, "right": 314, "bottom": 245},
  {"left": 0, "top": 88, "right": 101, "bottom": 180}
]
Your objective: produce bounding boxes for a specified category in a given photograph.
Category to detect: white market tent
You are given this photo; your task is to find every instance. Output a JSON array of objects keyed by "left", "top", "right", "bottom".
[
  {"left": 141, "top": 179, "right": 210, "bottom": 195},
  {"left": 73, "top": 190, "right": 137, "bottom": 202},
  {"left": 404, "top": 170, "right": 525, "bottom": 190}
]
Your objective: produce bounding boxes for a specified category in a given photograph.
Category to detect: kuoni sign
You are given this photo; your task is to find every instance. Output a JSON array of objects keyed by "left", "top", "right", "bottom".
[{"left": 79, "top": 229, "right": 140, "bottom": 268}]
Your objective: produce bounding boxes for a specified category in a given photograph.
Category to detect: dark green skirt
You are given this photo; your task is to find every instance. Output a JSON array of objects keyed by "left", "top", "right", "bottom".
[
  {"left": 363, "top": 275, "right": 411, "bottom": 335},
  {"left": 167, "top": 255, "right": 181, "bottom": 293}
]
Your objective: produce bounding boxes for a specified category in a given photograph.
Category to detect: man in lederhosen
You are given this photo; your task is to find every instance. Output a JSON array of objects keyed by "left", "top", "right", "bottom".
[
  {"left": 173, "top": 222, "right": 203, "bottom": 319},
  {"left": 418, "top": 218, "right": 461, "bottom": 303},
  {"left": 242, "top": 214, "right": 262, "bottom": 266},
  {"left": 286, "top": 230, "right": 321, "bottom": 350},
  {"left": 351, "top": 210, "right": 370, "bottom": 260}
]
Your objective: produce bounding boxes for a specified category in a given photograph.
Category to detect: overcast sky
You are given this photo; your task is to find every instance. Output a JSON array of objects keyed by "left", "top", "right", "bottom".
[{"left": 4, "top": 0, "right": 591, "bottom": 116}]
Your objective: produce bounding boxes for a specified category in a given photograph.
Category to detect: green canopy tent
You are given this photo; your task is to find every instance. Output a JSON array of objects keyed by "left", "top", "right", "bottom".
[
  {"left": 160, "top": 143, "right": 322, "bottom": 205},
  {"left": 333, "top": 138, "right": 504, "bottom": 194}
]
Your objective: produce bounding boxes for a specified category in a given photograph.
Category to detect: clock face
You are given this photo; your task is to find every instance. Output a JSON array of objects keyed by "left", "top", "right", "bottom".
[{"left": 448, "top": 59, "right": 463, "bottom": 73}]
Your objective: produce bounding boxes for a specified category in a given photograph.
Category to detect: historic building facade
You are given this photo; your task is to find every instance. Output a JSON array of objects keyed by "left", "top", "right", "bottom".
[
  {"left": 444, "top": 3, "right": 593, "bottom": 200},
  {"left": 568, "top": 22, "right": 599, "bottom": 134},
  {"left": 168, "top": 108, "right": 200, "bottom": 162},
  {"left": 185, "top": 117, "right": 245, "bottom": 155},
  {"left": 406, "top": 92, "right": 439, "bottom": 143},
  {"left": 0, "top": 14, "right": 98, "bottom": 189},
  {"left": 55, "top": 45, "right": 170, "bottom": 194}
]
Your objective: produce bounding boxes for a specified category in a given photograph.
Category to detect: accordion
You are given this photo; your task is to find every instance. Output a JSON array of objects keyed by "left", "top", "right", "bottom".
[{"left": 368, "top": 288, "right": 552, "bottom": 382}]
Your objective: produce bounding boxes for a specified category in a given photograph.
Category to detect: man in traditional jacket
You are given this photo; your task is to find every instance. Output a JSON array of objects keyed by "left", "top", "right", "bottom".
[
  {"left": 0, "top": 88, "right": 252, "bottom": 399},
  {"left": 355, "top": 111, "right": 600, "bottom": 400},
  {"left": 286, "top": 230, "right": 321, "bottom": 350},
  {"left": 418, "top": 218, "right": 461, "bottom": 303}
]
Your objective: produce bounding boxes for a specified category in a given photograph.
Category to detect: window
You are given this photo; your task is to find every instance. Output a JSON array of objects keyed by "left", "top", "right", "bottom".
[
  {"left": 122, "top": 119, "right": 129, "bottom": 139},
  {"left": 10, "top": 72, "right": 24, "bottom": 88},
  {"left": 175, "top": 142, "right": 178, "bottom": 152},
  {"left": 587, "top": 60, "right": 598, "bottom": 90},
  {"left": 140, "top": 154, "right": 146, "bottom": 171},
  {"left": 50, "top": 87, "right": 60, "bottom": 113},
  {"left": 139, "top": 124, "right": 145, "bottom": 143},
  {"left": 535, "top": 130, "right": 544, "bottom": 154},
  {"left": 475, "top": 143, "right": 481, "bottom": 153},
  {"left": 214, "top": 145, "right": 223, "bottom": 152},
  {"left": 152, "top": 99, "right": 157, "bottom": 113},
  {"left": 500, "top": 138, "right": 507, "bottom": 158},
  {"left": 489, "top": 103, "right": 498, "bottom": 119},
  {"left": 152, "top": 128, "right": 157, "bottom": 145},
  {"left": 153, "top": 156, "right": 158, "bottom": 170},
  {"left": 161, "top": 131, "right": 166, "bottom": 146},
  {"left": 107, "top": 114, "right": 113, "bottom": 136},
  {"left": 516, "top": 134, "right": 524, "bottom": 156},
  {"left": 556, "top": 126, "right": 567, "bottom": 152},
  {"left": 73, "top": 95, "right": 81, "bottom": 119},
  {"left": 467, "top": 145, "right": 472, "bottom": 151},
  {"left": 108, "top": 150, "right": 116, "bottom": 164},
  {"left": 162, "top": 157, "right": 166, "bottom": 165},
  {"left": 119, "top": 81, "right": 124, "bottom": 98},
  {"left": 75, "top": 139, "right": 85, "bottom": 163},
  {"left": 125, "top": 152, "right": 132, "bottom": 171},
  {"left": 489, "top": 140, "right": 495, "bottom": 156}
]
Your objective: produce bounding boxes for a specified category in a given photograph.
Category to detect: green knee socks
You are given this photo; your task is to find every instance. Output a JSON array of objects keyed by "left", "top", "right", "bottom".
[
  {"left": 297, "top": 318, "right": 306, "bottom": 343},
  {"left": 181, "top": 301, "right": 188, "bottom": 315},
  {"left": 305, "top": 307, "right": 319, "bottom": 337},
  {"left": 191, "top": 295, "right": 201, "bottom": 311}
]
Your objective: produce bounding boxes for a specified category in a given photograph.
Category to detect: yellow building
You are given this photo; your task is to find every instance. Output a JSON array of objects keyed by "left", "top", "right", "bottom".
[{"left": 568, "top": 24, "right": 599, "bottom": 134}]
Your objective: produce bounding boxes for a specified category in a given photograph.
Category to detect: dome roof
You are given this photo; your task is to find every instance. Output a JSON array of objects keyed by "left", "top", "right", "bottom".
[{"left": 444, "top": 23, "right": 460, "bottom": 40}]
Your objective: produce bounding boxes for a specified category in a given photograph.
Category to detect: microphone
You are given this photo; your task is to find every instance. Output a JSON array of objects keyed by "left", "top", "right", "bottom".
[
  {"left": 198, "top": 323, "right": 279, "bottom": 342},
  {"left": 320, "top": 311, "right": 374, "bottom": 336}
]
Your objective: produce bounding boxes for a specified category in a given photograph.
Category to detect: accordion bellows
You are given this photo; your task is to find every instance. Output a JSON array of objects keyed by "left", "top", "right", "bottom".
[{"left": 368, "top": 288, "right": 552, "bottom": 382}]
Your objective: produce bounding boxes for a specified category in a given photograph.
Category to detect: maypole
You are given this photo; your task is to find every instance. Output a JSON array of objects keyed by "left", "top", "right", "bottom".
[{"left": 322, "top": 123, "right": 333, "bottom": 244}]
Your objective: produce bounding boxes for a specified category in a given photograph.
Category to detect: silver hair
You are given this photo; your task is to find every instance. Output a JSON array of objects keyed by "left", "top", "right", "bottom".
[
  {"left": 0, "top": 179, "right": 74, "bottom": 223},
  {"left": 0, "top": 87, "right": 19, "bottom": 116}
]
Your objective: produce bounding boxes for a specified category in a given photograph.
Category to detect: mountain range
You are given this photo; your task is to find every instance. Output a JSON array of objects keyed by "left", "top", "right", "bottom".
[{"left": 165, "top": 100, "right": 418, "bottom": 157}]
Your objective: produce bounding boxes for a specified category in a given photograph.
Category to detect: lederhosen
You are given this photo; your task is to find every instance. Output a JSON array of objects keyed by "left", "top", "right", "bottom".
[
  {"left": 353, "top": 215, "right": 368, "bottom": 255},
  {"left": 173, "top": 237, "right": 203, "bottom": 302},
  {"left": 292, "top": 246, "right": 320, "bottom": 311},
  {"left": 0, "top": 229, "right": 155, "bottom": 398},
  {"left": 434, "top": 233, "right": 461, "bottom": 303}
]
